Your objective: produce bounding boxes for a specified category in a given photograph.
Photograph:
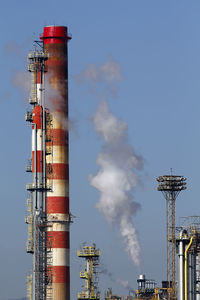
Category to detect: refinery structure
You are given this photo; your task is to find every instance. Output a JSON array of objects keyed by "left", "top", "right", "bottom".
[
  {"left": 25, "top": 26, "right": 71, "bottom": 300},
  {"left": 24, "top": 25, "right": 200, "bottom": 300}
]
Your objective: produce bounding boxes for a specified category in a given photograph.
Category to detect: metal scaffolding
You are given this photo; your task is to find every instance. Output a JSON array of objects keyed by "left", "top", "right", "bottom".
[
  {"left": 77, "top": 244, "right": 100, "bottom": 300},
  {"left": 176, "top": 216, "right": 200, "bottom": 300},
  {"left": 26, "top": 47, "right": 50, "bottom": 300},
  {"left": 156, "top": 175, "right": 186, "bottom": 300}
]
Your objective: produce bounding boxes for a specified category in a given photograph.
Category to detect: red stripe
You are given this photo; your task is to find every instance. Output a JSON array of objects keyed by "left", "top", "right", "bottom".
[
  {"left": 47, "top": 197, "right": 69, "bottom": 214},
  {"left": 46, "top": 129, "right": 68, "bottom": 146},
  {"left": 36, "top": 72, "right": 42, "bottom": 84},
  {"left": 47, "top": 231, "right": 69, "bottom": 248},
  {"left": 43, "top": 38, "right": 66, "bottom": 44},
  {"left": 32, "top": 105, "right": 43, "bottom": 129},
  {"left": 50, "top": 266, "right": 69, "bottom": 283},
  {"left": 47, "top": 164, "right": 69, "bottom": 180},
  {"left": 32, "top": 151, "right": 43, "bottom": 173}
]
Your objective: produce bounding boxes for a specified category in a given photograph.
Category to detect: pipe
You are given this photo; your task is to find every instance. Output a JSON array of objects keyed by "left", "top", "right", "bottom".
[
  {"left": 179, "top": 230, "right": 187, "bottom": 300},
  {"left": 188, "top": 253, "right": 192, "bottom": 300},
  {"left": 196, "top": 254, "right": 200, "bottom": 300},
  {"left": 192, "top": 252, "right": 196, "bottom": 300},
  {"left": 185, "top": 236, "right": 194, "bottom": 300},
  {"left": 32, "top": 122, "right": 37, "bottom": 300}
]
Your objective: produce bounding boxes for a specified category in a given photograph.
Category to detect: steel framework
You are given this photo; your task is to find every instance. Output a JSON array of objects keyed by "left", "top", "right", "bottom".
[
  {"left": 177, "top": 216, "right": 200, "bottom": 300},
  {"left": 156, "top": 175, "right": 186, "bottom": 300},
  {"left": 77, "top": 244, "right": 100, "bottom": 300}
]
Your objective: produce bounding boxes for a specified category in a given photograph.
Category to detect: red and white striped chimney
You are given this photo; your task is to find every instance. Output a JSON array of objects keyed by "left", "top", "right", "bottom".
[{"left": 41, "top": 26, "right": 71, "bottom": 300}]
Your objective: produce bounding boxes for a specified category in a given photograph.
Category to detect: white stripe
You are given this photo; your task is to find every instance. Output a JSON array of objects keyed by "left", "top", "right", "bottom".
[
  {"left": 32, "top": 129, "right": 43, "bottom": 151},
  {"left": 37, "top": 129, "right": 42, "bottom": 150},
  {"left": 52, "top": 248, "right": 70, "bottom": 266},
  {"left": 51, "top": 146, "right": 68, "bottom": 164},
  {"left": 52, "top": 112, "right": 68, "bottom": 130},
  {"left": 32, "top": 128, "right": 36, "bottom": 152},
  {"left": 47, "top": 179, "right": 69, "bottom": 197},
  {"left": 53, "top": 222, "right": 70, "bottom": 231},
  {"left": 47, "top": 216, "right": 70, "bottom": 229},
  {"left": 37, "top": 83, "right": 42, "bottom": 105}
]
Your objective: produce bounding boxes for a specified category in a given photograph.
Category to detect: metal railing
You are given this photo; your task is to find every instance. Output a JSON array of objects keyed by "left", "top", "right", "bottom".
[
  {"left": 25, "top": 112, "right": 33, "bottom": 122},
  {"left": 26, "top": 183, "right": 52, "bottom": 191},
  {"left": 26, "top": 160, "right": 32, "bottom": 172}
]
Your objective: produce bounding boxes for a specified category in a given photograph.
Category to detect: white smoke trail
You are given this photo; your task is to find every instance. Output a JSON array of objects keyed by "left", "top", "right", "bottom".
[
  {"left": 100, "top": 266, "right": 135, "bottom": 293},
  {"left": 116, "top": 278, "right": 135, "bottom": 293},
  {"left": 76, "top": 57, "right": 122, "bottom": 83},
  {"left": 13, "top": 71, "right": 31, "bottom": 93},
  {"left": 89, "top": 100, "right": 143, "bottom": 268},
  {"left": 75, "top": 56, "right": 122, "bottom": 98},
  {"left": 13, "top": 71, "right": 31, "bottom": 102},
  {"left": 44, "top": 72, "right": 78, "bottom": 134}
]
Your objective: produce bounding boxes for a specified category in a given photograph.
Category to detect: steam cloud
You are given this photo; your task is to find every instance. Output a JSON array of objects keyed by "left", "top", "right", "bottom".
[
  {"left": 77, "top": 57, "right": 143, "bottom": 268},
  {"left": 76, "top": 57, "right": 122, "bottom": 83},
  {"left": 4, "top": 41, "right": 24, "bottom": 58},
  {"left": 13, "top": 71, "right": 30, "bottom": 93},
  {"left": 45, "top": 73, "right": 68, "bottom": 116},
  {"left": 44, "top": 73, "right": 76, "bottom": 132},
  {"left": 12, "top": 71, "right": 31, "bottom": 103},
  {"left": 101, "top": 266, "right": 135, "bottom": 293},
  {"left": 116, "top": 278, "right": 135, "bottom": 293},
  {"left": 89, "top": 101, "right": 142, "bottom": 268},
  {"left": 76, "top": 57, "right": 122, "bottom": 98}
]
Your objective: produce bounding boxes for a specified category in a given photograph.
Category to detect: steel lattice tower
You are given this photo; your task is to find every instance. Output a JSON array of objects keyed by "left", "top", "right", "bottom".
[
  {"left": 77, "top": 244, "right": 100, "bottom": 300},
  {"left": 156, "top": 175, "right": 186, "bottom": 300}
]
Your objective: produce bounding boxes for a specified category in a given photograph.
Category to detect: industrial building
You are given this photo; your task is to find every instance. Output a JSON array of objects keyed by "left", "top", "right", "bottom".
[
  {"left": 24, "top": 26, "right": 200, "bottom": 300},
  {"left": 133, "top": 176, "right": 200, "bottom": 300}
]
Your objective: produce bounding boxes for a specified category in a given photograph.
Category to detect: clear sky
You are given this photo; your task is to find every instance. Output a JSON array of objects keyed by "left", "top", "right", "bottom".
[{"left": 0, "top": 1, "right": 200, "bottom": 299}]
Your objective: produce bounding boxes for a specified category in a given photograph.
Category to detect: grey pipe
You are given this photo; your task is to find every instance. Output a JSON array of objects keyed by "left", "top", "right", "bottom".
[{"left": 179, "top": 230, "right": 187, "bottom": 300}]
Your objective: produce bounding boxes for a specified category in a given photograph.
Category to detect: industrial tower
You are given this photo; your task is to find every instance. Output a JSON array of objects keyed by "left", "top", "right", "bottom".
[
  {"left": 25, "top": 26, "right": 71, "bottom": 300},
  {"left": 156, "top": 175, "right": 186, "bottom": 300},
  {"left": 77, "top": 244, "right": 100, "bottom": 300},
  {"left": 177, "top": 216, "right": 200, "bottom": 300}
]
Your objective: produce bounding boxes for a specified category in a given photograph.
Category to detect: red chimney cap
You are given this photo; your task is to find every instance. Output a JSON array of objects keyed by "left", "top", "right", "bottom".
[{"left": 40, "top": 26, "right": 71, "bottom": 44}]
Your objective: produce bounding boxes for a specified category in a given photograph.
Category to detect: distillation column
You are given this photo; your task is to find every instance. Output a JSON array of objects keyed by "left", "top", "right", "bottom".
[{"left": 40, "top": 26, "right": 71, "bottom": 300}]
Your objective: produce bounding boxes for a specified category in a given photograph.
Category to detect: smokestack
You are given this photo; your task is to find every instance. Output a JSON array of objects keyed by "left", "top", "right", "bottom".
[
  {"left": 26, "top": 26, "right": 71, "bottom": 300},
  {"left": 40, "top": 26, "right": 71, "bottom": 300}
]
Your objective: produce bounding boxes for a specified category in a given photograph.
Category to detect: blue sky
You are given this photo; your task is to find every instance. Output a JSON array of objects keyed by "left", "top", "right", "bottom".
[{"left": 1, "top": 1, "right": 200, "bottom": 299}]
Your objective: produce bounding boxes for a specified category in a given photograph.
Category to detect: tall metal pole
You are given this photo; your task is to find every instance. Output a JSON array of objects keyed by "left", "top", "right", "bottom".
[{"left": 156, "top": 175, "right": 187, "bottom": 300}]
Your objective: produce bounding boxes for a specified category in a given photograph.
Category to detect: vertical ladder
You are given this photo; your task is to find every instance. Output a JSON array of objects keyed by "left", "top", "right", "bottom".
[{"left": 46, "top": 224, "right": 53, "bottom": 300}]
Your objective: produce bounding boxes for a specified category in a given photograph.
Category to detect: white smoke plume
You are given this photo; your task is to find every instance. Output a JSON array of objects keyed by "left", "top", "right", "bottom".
[
  {"left": 12, "top": 71, "right": 31, "bottom": 102},
  {"left": 75, "top": 57, "right": 122, "bottom": 98},
  {"left": 116, "top": 278, "right": 135, "bottom": 293},
  {"left": 44, "top": 72, "right": 77, "bottom": 133},
  {"left": 4, "top": 41, "right": 24, "bottom": 58},
  {"left": 45, "top": 72, "right": 68, "bottom": 115},
  {"left": 13, "top": 71, "right": 31, "bottom": 93},
  {"left": 89, "top": 100, "right": 143, "bottom": 268},
  {"left": 76, "top": 57, "right": 122, "bottom": 83},
  {"left": 100, "top": 266, "right": 135, "bottom": 293},
  {"left": 4, "top": 38, "right": 32, "bottom": 58}
]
